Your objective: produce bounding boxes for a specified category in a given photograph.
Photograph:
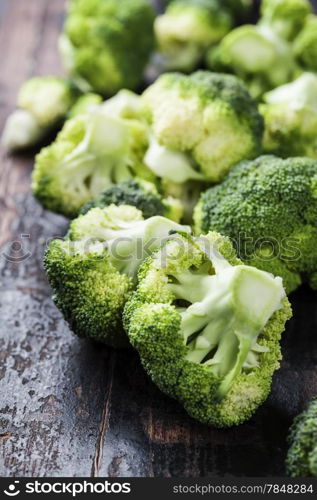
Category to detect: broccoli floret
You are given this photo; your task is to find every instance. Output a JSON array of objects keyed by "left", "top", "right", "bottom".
[
  {"left": 68, "top": 93, "right": 103, "bottom": 118},
  {"left": 225, "top": 0, "right": 253, "bottom": 22},
  {"left": 1, "top": 76, "right": 76, "bottom": 151},
  {"left": 161, "top": 178, "right": 208, "bottom": 224},
  {"left": 142, "top": 71, "right": 263, "bottom": 184},
  {"left": 124, "top": 232, "right": 291, "bottom": 427},
  {"left": 286, "top": 398, "right": 317, "bottom": 477},
  {"left": 293, "top": 15, "right": 317, "bottom": 72},
  {"left": 206, "top": 25, "right": 297, "bottom": 98},
  {"left": 32, "top": 97, "right": 152, "bottom": 217},
  {"left": 99, "top": 89, "right": 144, "bottom": 121},
  {"left": 45, "top": 204, "right": 191, "bottom": 347},
  {"left": 260, "top": 0, "right": 312, "bottom": 40},
  {"left": 59, "top": 0, "right": 155, "bottom": 95},
  {"left": 80, "top": 179, "right": 183, "bottom": 222},
  {"left": 261, "top": 73, "right": 317, "bottom": 158},
  {"left": 155, "top": 0, "right": 233, "bottom": 72},
  {"left": 194, "top": 155, "right": 317, "bottom": 294}
]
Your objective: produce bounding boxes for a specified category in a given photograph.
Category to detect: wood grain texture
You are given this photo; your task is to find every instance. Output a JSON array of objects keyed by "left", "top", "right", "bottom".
[{"left": 0, "top": 0, "right": 317, "bottom": 478}]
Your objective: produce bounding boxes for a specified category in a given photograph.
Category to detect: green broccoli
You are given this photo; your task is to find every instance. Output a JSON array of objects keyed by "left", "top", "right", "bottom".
[
  {"left": 80, "top": 179, "right": 183, "bottom": 222},
  {"left": 32, "top": 94, "right": 153, "bottom": 218},
  {"left": 261, "top": 73, "right": 317, "bottom": 158},
  {"left": 44, "top": 204, "right": 190, "bottom": 347},
  {"left": 206, "top": 24, "right": 297, "bottom": 98},
  {"left": 1, "top": 76, "right": 76, "bottom": 151},
  {"left": 68, "top": 93, "right": 103, "bottom": 118},
  {"left": 59, "top": 0, "right": 155, "bottom": 96},
  {"left": 260, "top": 0, "right": 312, "bottom": 41},
  {"left": 286, "top": 398, "right": 317, "bottom": 477},
  {"left": 194, "top": 155, "right": 317, "bottom": 294},
  {"left": 293, "top": 15, "right": 317, "bottom": 72},
  {"left": 154, "top": 0, "right": 233, "bottom": 72},
  {"left": 142, "top": 71, "right": 263, "bottom": 185},
  {"left": 124, "top": 232, "right": 291, "bottom": 427},
  {"left": 225, "top": 0, "right": 253, "bottom": 23}
]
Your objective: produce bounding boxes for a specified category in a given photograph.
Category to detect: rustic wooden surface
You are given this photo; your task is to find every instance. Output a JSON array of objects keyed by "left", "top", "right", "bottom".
[{"left": 0, "top": 0, "right": 317, "bottom": 478}]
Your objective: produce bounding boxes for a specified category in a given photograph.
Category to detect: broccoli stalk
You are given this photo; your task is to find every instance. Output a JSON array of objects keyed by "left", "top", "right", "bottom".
[
  {"left": 124, "top": 232, "right": 291, "bottom": 427},
  {"left": 144, "top": 137, "right": 205, "bottom": 184},
  {"left": 68, "top": 205, "right": 189, "bottom": 279},
  {"left": 68, "top": 93, "right": 103, "bottom": 119},
  {"left": 260, "top": 0, "right": 312, "bottom": 41},
  {"left": 286, "top": 398, "right": 317, "bottom": 477},
  {"left": 2, "top": 76, "right": 77, "bottom": 151},
  {"left": 45, "top": 204, "right": 191, "bottom": 347}
]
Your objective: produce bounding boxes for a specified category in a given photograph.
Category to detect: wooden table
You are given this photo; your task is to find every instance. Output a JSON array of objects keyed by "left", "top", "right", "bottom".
[{"left": 0, "top": 0, "right": 316, "bottom": 478}]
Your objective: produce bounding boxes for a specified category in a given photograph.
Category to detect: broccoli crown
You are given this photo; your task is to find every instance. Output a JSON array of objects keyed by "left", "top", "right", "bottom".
[
  {"left": 261, "top": 73, "right": 317, "bottom": 158},
  {"left": 32, "top": 103, "right": 151, "bottom": 218},
  {"left": 155, "top": 0, "right": 233, "bottom": 72},
  {"left": 68, "top": 92, "right": 103, "bottom": 118},
  {"left": 207, "top": 24, "right": 297, "bottom": 98},
  {"left": 60, "top": 0, "right": 155, "bottom": 95},
  {"left": 142, "top": 71, "right": 263, "bottom": 184},
  {"left": 124, "top": 232, "right": 291, "bottom": 427},
  {"left": 294, "top": 15, "right": 317, "bottom": 72},
  {"left": 45, "top": 204, "right": 191, "bottom": 347},
  {"left": 2, "top": 76, "right": 76, "bottom": 152},
  {"left": 260, "top": 0, "right": 312, "bottom": 40},
  {"left": 80, "top": 179, "right": 165, "bottom": 219},
  {"left": 286, "top": 398, "right": 317, "bottom": 477},
  {"left": 1, "top": 110, "right": 43, "bottom": 152},
  {"left": 194, "top": 155, "right": 317, "bottom": 294},
  {"left": 100, "top": 89, "right": 144, "bottom": 121}
]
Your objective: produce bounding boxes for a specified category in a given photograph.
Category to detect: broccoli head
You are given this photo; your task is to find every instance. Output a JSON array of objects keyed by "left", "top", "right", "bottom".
[
  {"left": 124, "top": 232, "right": 291, "bottom": 427},
  {"left": 44, "top": 204, "right": 191, "bottom": 347},
  {"left": 293, "top": 15, "right": 317, "bottom": 72},
  {"left": 286, "top": 398, "right": 317, "bottom": 477},
  {"left": 260, "top": 0, "right": 312, "bottom": 40},
  {"left": 80, "top": 179, "right": 183, "bottom": 222},
  {"left": 206, "top": 25, "right": 297, "bottom": 98},
  {"left": 59, "top": 0, "right": 155, "bottom": 95},
  {"left": 2, "top": 76, "right": 76, "bottom": 151},
  {"left": 32, "top": 97, "right": 152, "bottom": 218},
  {"left": 194, "top": 155, "right": 317, "bottom": 294},
  {"left": 142, "top": 71, "right": 263, "bottom": 184},
  {"left": 261, "top": 73, "right": 317, "bottom": 158},
  {"left": 155, "top": 0, "right": 233, "bottom": 72}
]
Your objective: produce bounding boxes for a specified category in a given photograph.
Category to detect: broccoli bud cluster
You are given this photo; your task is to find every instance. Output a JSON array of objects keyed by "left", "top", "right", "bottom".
[{"left": 4, "top": 0, "right": 317, "bottom": 461}]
